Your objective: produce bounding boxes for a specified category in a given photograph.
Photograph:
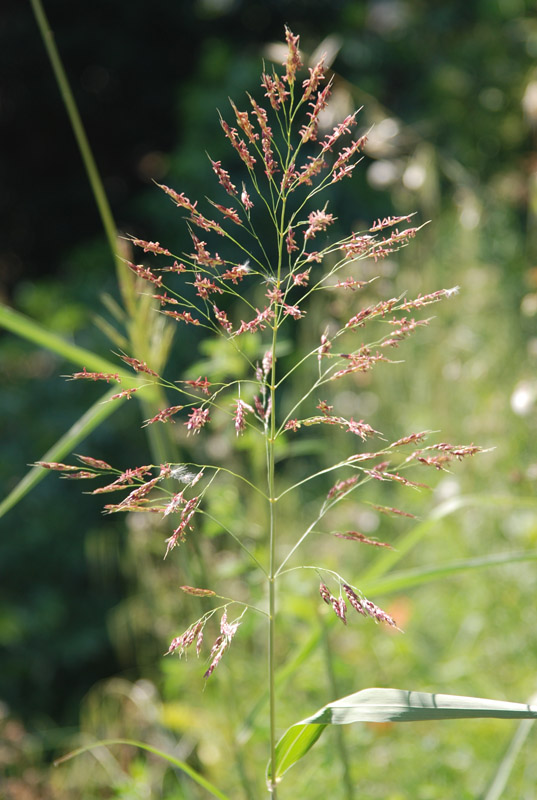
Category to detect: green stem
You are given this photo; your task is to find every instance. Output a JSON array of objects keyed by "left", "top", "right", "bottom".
[
  {"left": 29, "top": 0, "right": 135, "bottom": 316},
  {"left": 266, "top": 190, "right": 288, "bottom": 796},
  {"left": 318, "top": 611, "right": 355, "bottom": 800}
]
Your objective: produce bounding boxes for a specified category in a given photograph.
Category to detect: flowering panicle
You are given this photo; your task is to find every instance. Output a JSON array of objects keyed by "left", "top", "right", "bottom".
[{"left": 46, "top": 26, "right": 485, "bottom": 694}]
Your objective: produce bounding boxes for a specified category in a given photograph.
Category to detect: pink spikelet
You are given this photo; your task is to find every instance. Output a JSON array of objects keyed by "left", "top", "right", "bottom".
[{"left": 204, "top": 610, "right": 242, "bottom": 679}]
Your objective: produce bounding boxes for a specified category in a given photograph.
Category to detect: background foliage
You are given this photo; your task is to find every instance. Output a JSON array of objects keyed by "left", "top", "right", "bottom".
[{"left": 2, "top": 0, "right": 537, "bottom": 797}]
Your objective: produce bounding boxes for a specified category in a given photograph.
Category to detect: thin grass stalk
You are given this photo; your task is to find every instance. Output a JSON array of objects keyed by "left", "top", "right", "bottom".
[
  {"left": 318, "top": 611, "right": 355, "bottom": 800},
  {"left": 29, "top": 0, "right": 135, "bottom": 315}
]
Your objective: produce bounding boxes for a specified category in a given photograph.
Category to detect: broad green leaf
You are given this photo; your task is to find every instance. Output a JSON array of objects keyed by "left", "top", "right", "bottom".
[
  {"left": 54, "top": 738, "right": 230, "bottom": 800},
  {"left": 0, "top": 386, "right": 129, "bottom": 521},
  {"left": 271, "top": 688, "right": 537, "bottom": 782}
]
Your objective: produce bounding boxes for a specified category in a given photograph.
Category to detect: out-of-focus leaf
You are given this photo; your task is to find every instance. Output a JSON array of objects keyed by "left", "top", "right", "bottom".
[
  {"left": 0, "top": 385, "right": 131, "bottom": 521},
  {"left": 54, "top": 738, "right": 230, "bottom": 800}
]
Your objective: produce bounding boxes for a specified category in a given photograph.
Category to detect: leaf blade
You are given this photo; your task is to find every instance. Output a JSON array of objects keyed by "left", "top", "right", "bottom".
[{"left": 272, "top": 688, "right": 537, "bottom": 782}]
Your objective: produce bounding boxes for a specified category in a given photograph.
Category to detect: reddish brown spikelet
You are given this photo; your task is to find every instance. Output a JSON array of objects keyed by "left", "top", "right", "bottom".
[
  {"left": 261, "top": 71, "right": 289, "bottom": 110},
  {"left": 65, "top": 368, "right": 121, "bottom": 383},
  {"left": 332, "top": 595, "right": 347, "bottom": 624},
  {"left": 185, "top": 407, "right": 210, "bottom": 434},
  {"left": 165, "top": 495, "right": 200, "bottom": 555},
  {"left": 286, "top": 228, "right": 299, "bottom": 253},
  {"left": 61, "top": 471, "right": 98, "bottom": 480},
  {"left": 345, "top": 297, "right": 399, "bottom": 329},
  {"left": 327, "top": 476, "right": 359, "bottom": 500},
  {"left": 400, "top": 288, "right": 456, "bottom": 310},
  {"left": 316, "top": 399, "right": 333, "bottom": 415},
  {"left": 284, "top": 26, "right": 302, "bottom": 84},
  {"left": 189, "top": 212, "right": 225, "bottom": 236},
  {"left": 128, "top": 237, "right": 172, "bottom": 256},
  {"left": 390, "top": 431, "right": 431, "bottom": 447},
  {"left": 183, "top": 376, "right": 211, "bottom": 395},
  {"left": 221, "top": 262, "right": 250, "bottom": 283},
  {"left": 75, "top": 455, "right": 113, "bottom": 470},
  {"left": 229, "top": 100, "right": 258, "bottom": 143},
  {"left": 220, "top": 118, "right": 256, "bottom": 169},
  {"left": 241, "top": 184, "right": 253, "bottom": 210},
  {"left": 162, "top": 310, "right": 201, "bottom": 325},
  {"left": 210, "top": 159, "right": 237, "bottom": 196},
  {"left": 334, "top": 531, "right": 392, "bottom": 548},
  {"left": 213, "top": 305, "right": 233, "bottom": 332},
  {"left": 318, "top": 333, "right": 331, "bottom": 361},
  {"left": 292, "top": 269, "right": 310, "bottom": 286},
  {"left": 302, "top": 55, "right": 326, "bottom": 101},
  {"left": 194, "top": 274, "right": 224, "bottom": 299},
  {"left": 204, "top": 610, "right": 241, "bottom": 678},
  {"left": 336, "top": 278, "right": 368, "bottom": 291},
  {"left": 142, "top": 405, "right": 184, "bottom": 427},
  {"left": 282, "top": 302, "right": 303, "bottom": 319},
  {"left": 126, "top": 262, "right": 163, "bottom": 286},
  {"left": 167, "top": 620, "right": 204, "bottom": 657},
  {"left": 234, "top": 398, "right": 253, "bottom": 435},
  {"left": 212, "top": 203, "right": 242, "bottom": 225},
  {"left": 297, "top": 155, "right": 327, "bottom": 185},
  {"left": 189, "top": 233, "right": 224, "bottom": 268},
  {"left": 180, "top": 586, "right": 216, "bottom": 597},
  {"left": 342, "top": 584, "right": 367, "bottom": 617},
  {"left": 321, "top": 112, "right": 359, "bottom": 152},
  {"left": 233, "top": 306, "right": 275, "bottom": 336},
  {"left": 319, "top": 583, "right": 331, "bottom": 604},
  {"left": 119, "top": 355, "right": 159, "bottom": 377},
  {"left": 33, "top": 461, "right": 77, "bottom": 471},
  {"left": 370, "top": 214, "right": 415, "bottom": 232},
  {"left": 151, "top": 292, "right": 179, "bottom": 306},
  {"left": 157, "top": 184, "right": 198, "bottom": 212},
  {"left": 300, "top": 81, "right": 333, "bottom": 143},
  {"left": 110, "top": 388, "right": 139, "bottom": 400},
  {"left": 372, "top": 504, "right": 416, "bottom": 519},
  {"left": 304, "top": 209, "right": 335, "bottom": 240},
  {"left": 361, "top": 597, "right": 400, "bottom": 630}
]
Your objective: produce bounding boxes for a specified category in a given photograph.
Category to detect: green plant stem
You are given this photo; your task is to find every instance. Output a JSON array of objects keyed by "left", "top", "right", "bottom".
[
  {"left": 29, "top": 0, "right": 135, "bottom": 316},
  {"left": 319, "top": 611, "right": 355, "bottom": 800}
]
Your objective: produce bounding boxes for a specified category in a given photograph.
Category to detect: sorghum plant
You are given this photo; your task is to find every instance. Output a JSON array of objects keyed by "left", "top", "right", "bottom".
[{"left": 40, "top": 27, "right": 537, "bottom": 798}]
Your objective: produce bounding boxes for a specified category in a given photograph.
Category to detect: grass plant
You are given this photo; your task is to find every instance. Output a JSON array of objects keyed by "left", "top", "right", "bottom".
[{"left": 29, "top": 25, "right": 537, "bottom": 798}]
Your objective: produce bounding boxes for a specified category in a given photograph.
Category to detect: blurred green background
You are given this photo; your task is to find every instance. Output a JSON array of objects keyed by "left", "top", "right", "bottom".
[{"left": 2, "top": 0, "right": 537, "bottom": 797}]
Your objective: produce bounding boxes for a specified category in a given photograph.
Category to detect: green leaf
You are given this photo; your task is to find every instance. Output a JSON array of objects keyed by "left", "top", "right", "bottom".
[
  {"left": 54, "top": 738, "right": 230, "bottom": 800},
  {"left": 362, "top": 549, "right": 537, "bottom": 596},
  {"left": 271, "top": 688, "right": 537, "bottom": 783},
  {"left": 0, "top": 386, "right": 128, "bottom": 521},
  {"left": 0, "top": 303, "right": 131, "bottom": 377}
]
